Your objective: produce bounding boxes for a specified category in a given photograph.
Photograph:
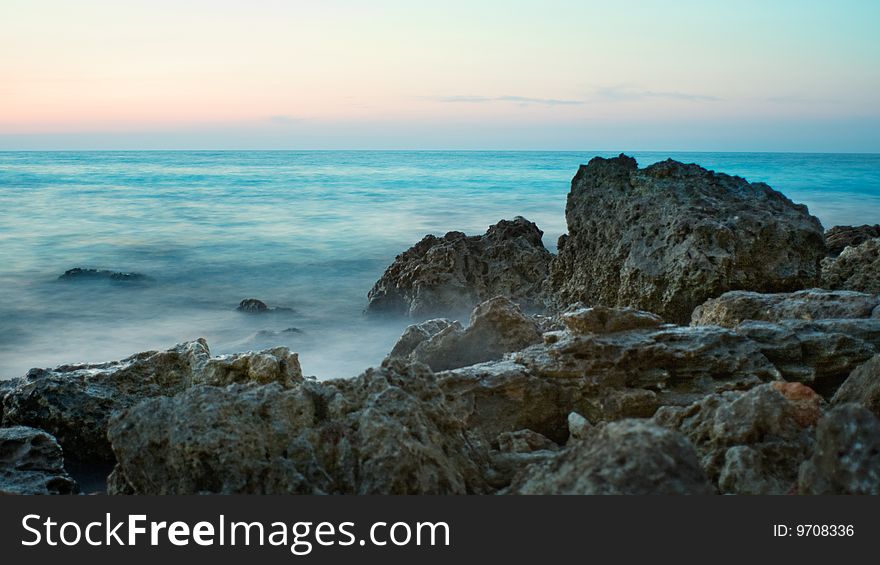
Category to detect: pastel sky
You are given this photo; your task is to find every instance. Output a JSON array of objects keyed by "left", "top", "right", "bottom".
[{"left": 1, "top": 0, "right": 878, "bottom": 150}]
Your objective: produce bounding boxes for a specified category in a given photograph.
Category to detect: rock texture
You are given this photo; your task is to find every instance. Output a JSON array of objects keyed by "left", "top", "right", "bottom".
[
  {"left": 821, "top": 238, "right": 880, "bottom": 294},
  {"left": 547, "top": 155, "right": 826, "bottom": 324},
  {"left": 654, "top": 384, "right": 818, "bottom": 494},
  {"left": 1, "top": 340, "right": 301, "bottom": 464},
  {"left": 691, "top": 289, "right": 879, "bottom": 328},
  {"left": 404, "top": 296, "right": 542, "bottom": 371},
  {"left": 798, "top": 403, "right": 880, "bottom": 494},
  {"left": 0, "top": 426, "right": 78, "bottom": 495},
  {"left": 825, "top": 224, "right": 880, "bottom": 256},
  {"left": 388, "top": 318, "right": 461, "bottom": 359},
  {"left": 507, "top": 419, "right": 713, "bottom": 495},
  {"left": 831, "top": 354, "right": 880, "bottom": 417},
  {"left": 367, "top": 217, "right": 552, "bottom": 318},
  {"left": 107, "top": 361, "right": 490, "bottom": 495}
]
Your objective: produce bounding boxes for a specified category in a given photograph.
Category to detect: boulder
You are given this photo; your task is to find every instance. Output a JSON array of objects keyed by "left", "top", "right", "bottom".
[
  {"left": 798, "top": 404, "right": 880, "bottom": 494},
  {"left": 691, "top": 289, "right": 879, "bottom": 328},
  {"left": 236, "top": 298, "right": 268, "bottom": 312},
  {"left": 547, "top": 155, "right": 826, "bottom": 324},
  {"left": 107, "top": 361, "right": 491, "bottom": 495},
  {"left": 0, "top": 426, "right": 78, "bottom": 495},
  {"left": 496, "top": 429, "right": 558, "bottom": 454},
  {"left": 405, "top": 297, "right": 542, "bottom": 371},
  {"left": 367, "top": 217, "right": 553, "bottom": 318},
  {"left": 562, "top": 305, "right": 664, "bottom": 334},
  {"left": 507, "top": 419, "right": 713, "bottom": 495},
  {"left": 194, "top": 347, "right": 303, "bottom": 387},
  {"left": 831, "top": 354, "right": 880, "bottom": 417},
  {"left": 821, "top": 238, "right": 880, "bottom": 294},
  {"left": 388, "top": 318, "right": 461, "bottom": 359},
  {"left": 654, "top": 384, "right": 818, "bottom": 494},
  {"left": 825, "top": 224, "right": 880, "bottom": 256}
]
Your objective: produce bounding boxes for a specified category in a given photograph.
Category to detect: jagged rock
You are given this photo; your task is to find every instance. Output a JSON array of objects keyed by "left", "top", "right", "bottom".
[
  {"left": 1, "top": 339, "right": 302, "bottom": 465},
  {"left": 367, "top": 217, "right": 553, "bottom": 318},
  {"left": 0, "top": 426, "right": 78, "bottom": 495},
  {"left": 194, "top": 347, "right": 303, "bottom": 387},
  {"left": 107, "top": 361, "right": 490, "bottom": 495},
  {"left": 59, "top": 267, "right": 150, "bottom": 283},
  {"left": 388, "top": 319, "right": 461, "bottom": 359},
  {"left": 734, "top": 318, "right": 880, "bottom": 396},
  {"left": 507, "top": 419, "right": 713, "bottom": 494},
  {"left": 1, "top": 339, "right": 210, "bottom": 464},
  {"left": 547, "top": 155, "right": 825, "bottom": 324},
  {"left": 406, "top": 297, "right": 542, "bottom": 371},
  {"left": 821, "top": 238, "right": 880, "bottom": 294},
  {"left": 567, "top": 412, "right": 591, "bottom": 440},
  {"left": 497, "top": 429, "right": 558, "bottom": 453},
  {"left": 562, "top": 305, "right": 664, "bottom": 334},
  {"left": 825, "top": 224, "right": 880, "bottom": 256},
  {"left": 832, "top": 354, "right": 880, "bottom": 417},
  {"left": 691, "top": 289, "right": 879, "bottom": 328},
  {"left": 798, "top": 404, "right": 880, "bottom": 494},
  {"left": 654, "top": 383, "right": 817, "bottom": 494}
]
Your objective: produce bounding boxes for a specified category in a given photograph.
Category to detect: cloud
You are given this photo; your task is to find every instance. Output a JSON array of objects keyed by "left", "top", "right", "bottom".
[
  {"left": 595, "top": 86, "right": 721, "bottom": 102},
  {"left": 429, "top": 95, "right": 583, "bottom": 106}
]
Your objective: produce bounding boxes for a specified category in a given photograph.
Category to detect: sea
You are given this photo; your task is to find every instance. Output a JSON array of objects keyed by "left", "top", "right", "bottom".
[{"left": 1, "top": 151, "right": 879, "bottom": 380}]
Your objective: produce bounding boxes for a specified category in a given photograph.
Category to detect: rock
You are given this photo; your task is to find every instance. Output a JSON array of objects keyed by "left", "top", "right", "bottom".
[
  {"left": 825, "top": 224, "right": 880, "bottom": 256},
  {"left": 654, "top": 383, "right": 816, "bottom": 494},
  {"left": 195, "top": 347, "right": 303, "bottom": 387},
  {"left": 406, "top": 297, "right": 542, "bottom": 371},
  {"left": 507, "top": 419, "right": 713, "bottom": 494},
  {"left": 388, "top": 318, "right": 461, "bottom": 359},
  {"left": 367, "top": 217, "right": 553, "bottom": 318},
  {"left": 1, "top": 339, "right": 210, "bottom": 464},
  {"left": 0, "top": 426, "right": 78, "bottom": 495},
  {"left": 567, "top": 412, "right": 591, "bottom": 440},
  {"left": 821, "top": 238, "right": 880, "bottom": 294},
  {"left": 496, "top": 429, "right": 558, "bottom": 453},
  {"left": 831, "top": 354, "right": 880, "bottom": 417},
  {"left": 562, "top": 305, "right": 664, "bottom": 334},
  {"left": 107, "top": 361, "right": 491, "bottom": 495},
  {"left": 798, "top": 404, "right": 880, "bottom": 494},
  {"left": 59, "top": 267, "right": 150, "bottom": 283},
  {"left": 735, "top": 318, "right": 880, "bottom": 396},
  {"left": 237, "top": 298, "right": 268, "bottom": 312},
  {"left": 771, "top": 381, "right": 823, "bottom": 427},
  {"left": 691, "top": 289, "right": 879, "bottom": 328},
  {"left": 547, "top": 155, "right": 826, "bottom": 324}
]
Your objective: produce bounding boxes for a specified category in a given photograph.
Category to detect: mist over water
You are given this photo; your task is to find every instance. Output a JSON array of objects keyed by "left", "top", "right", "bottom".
[{"left": 1, "top": 151, "right": 879, "bottom": 380}]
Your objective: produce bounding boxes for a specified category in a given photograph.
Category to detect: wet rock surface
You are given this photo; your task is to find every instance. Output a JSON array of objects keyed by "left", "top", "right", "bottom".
[
  {"left": 547, "top": 155, "right": 825, "bottom": 324},
  {"left": 367, "top": 217, "right": 553, "bottom": 318},
  {"left": 825, "top": 224, "right": 880, "bottom": 256},
  {"left": 59, "top": 267, "right": 151, "bottom": 283},
  {"left": 821, "top": 238, "right": 880, "bottom": 294},
  {"left": 0, "top": 426, "right": 78, "bottom": 495}
]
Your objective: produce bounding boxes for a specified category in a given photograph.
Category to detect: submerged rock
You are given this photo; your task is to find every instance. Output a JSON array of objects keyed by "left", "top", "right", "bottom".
[
  {"left": 821, "top": 238, "right": 880, "bottom": 294},
  {"left": 547, "top": 155, "right": 825, "bottom": 324},
  {"left": 59, "top": 267, "right": 151, "bottom": 283},
  {"left": 507, "top": 419, "right": 713, "bottom": 495},
  {"left": 825, "top": 224, "right": 880, "bottom": 256},
  {"left": 367, "top": 217, "right": 553, "bottom": 318},
  {"left": 107, "top": 361, "right": 490, "bottom": 495},
  {"left": 405, "top": 296, "right": 542, "bottom": 371},
  {"left": 691, "top": 289, "right": 879, "bottom": 328},
  {"left": 0, "top": 426, "right": 78, "bottom": 495},
  {"left": 798, "top": 403, "right": 880, "bottom": 494},
  {"left": 236, "top": 298, "right": 295, "bottom": 314},
  {"left": 831, "top": 354, "right": 880, "bottom": 417},
  {"left": 654, "top": 383, "right": 818, "bottom": 494}
]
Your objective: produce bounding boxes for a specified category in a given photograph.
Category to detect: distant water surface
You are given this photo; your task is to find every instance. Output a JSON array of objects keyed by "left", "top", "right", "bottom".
[{"left": 1, "top": 151, "right": 878, "bottom": 379}]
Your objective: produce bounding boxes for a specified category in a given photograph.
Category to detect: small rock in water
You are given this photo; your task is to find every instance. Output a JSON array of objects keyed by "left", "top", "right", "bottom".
[
  {"left": 237, "top": 298, "right": 269, "bottom": 312},
  {"left": 59, "top": 267, "right": 150, "bottom": 283}
]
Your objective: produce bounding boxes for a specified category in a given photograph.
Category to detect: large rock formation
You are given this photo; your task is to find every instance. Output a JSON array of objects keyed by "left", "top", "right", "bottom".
[
  {"left": 507, "top": 419, "right": 713, "bottom": 495},
  {"left": 691, "top": 289, "right": 879, "bottom": 328},
  {"left": 547, "top": 155, "right": 826, "bottom": 324},
  {"left": 821, "top": 238, "right": 880, "bottom": 294},
  {"left": 106, "top": 361, "right": 490, "bottom": 495},
  {"left": 1, "top": 339, "right": 301, "bottom": 464},
  {"left": 832, "top": 354, "right": 880, "bottom": 417},
  {"left": 654, "top": 383, "right": 818, "bottom": 494},
  {"left": 825, "top": 224, "right": 880, "bottom": 256},
  {"left": 0, "top": 426, "right": 78, "bottom": 495},
  {"left": 798, "top": 404, "right": 880, "bottom": 494},
  {"left": 400, "top": 296, "right": 542, "bottom": 371},
  {"left": 366, "top": 217, "right": 552, "bottom": 318}
]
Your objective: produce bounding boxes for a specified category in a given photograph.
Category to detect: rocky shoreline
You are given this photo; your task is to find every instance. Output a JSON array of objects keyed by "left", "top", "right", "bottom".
[{"left": 2, "top": 154, "right": 879, "bottom": 495}]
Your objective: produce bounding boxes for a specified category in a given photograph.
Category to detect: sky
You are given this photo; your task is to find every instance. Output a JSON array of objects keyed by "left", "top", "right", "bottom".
[{"left": 1, "top": 0, "right": 878, "bottom": 151}]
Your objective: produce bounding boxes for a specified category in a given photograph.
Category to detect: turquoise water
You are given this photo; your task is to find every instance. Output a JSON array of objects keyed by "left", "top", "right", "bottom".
[{"left": 1, "top": 151, "right": 879, "bottom": 379}]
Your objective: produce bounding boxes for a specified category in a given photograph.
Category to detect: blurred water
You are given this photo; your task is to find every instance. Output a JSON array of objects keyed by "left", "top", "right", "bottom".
[{"left": 1, "top": 151, "right": 878, "bottom": 379}]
